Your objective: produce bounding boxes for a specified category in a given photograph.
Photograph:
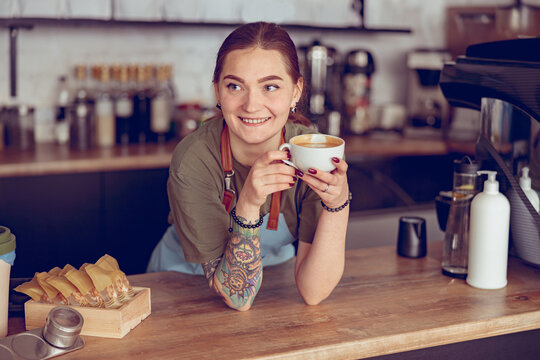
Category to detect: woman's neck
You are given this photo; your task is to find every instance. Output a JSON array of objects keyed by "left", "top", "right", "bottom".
[{"left": 229, "top": 129, "right": 283, "bottom": 167}]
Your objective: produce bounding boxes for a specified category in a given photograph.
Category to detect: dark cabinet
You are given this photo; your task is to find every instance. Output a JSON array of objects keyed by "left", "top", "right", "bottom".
[{"left": 0, "top": 169, "right": 169, "bottom": 277}]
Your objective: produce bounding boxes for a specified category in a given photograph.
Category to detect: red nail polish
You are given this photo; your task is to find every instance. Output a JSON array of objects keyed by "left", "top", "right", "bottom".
[
  {"left": 308, "top": 168, "right": 317, "bottom": 175},
  {"left": 289, "top": 183, "right": 295, "bottom": 187},
  {"left": 292, "top": 176, "right": 297, "bottom": 182},
  {"left": 295, "top": 169, "right": 304, "bottom": 177},
  {"left": 285, "top": 149, "right": 291, "bottom": 159},
  {"left": 331, "top": 169, "right": 337, "bottom": 174},
  {"left": 332, "top": 157, "right": 340, "bottom": 163}
]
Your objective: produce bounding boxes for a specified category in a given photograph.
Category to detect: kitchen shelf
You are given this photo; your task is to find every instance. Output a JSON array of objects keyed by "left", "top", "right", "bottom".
[
  {"left": 0, "top": 17, "right": 411, "bottom": 33},
  {"left": 0, "top": 136, "right": 474, "bottom": 178}
]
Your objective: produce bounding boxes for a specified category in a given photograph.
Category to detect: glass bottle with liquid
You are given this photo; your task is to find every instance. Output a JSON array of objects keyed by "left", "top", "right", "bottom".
[
  {"left": 94, "top": 65, "right": 116, "bottom": 148},
  {"left": 441, "top": 156, "right": 480, "bottom": 278},
  {"left": 132, "top": 65, "right": 153, "bottom": 145},
  {"left": 113, "top": 65, "right": 134, "bottom": 146},
  {"left": 70, "top": 64, "right": 94, "bottom": 150},
  {"left": 150, "top": 64, "right": 174, "bottom": 144},
  {"left": 54, "top": 76, "right": 71, "bottom": 145}
]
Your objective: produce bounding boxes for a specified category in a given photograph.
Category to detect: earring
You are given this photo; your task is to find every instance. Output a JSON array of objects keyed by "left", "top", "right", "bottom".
[
  {"left": 216, "top": 103, "right": 222, "bottom": 110},
  {"left": 290, "top": 106, "right": 297, "bottom": 114}
]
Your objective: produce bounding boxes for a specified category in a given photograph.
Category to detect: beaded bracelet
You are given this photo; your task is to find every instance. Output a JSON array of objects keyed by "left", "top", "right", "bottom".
[
  {"left": 230, "top": 207, "right": 264, "bottom": 229},
  {"left": 321, "top": 192, "right": 353, "bottom": 212}
]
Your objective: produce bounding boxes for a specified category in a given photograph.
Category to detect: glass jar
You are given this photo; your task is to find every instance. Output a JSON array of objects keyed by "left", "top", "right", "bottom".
[{"left": 441, "top": 156, "right": 480, "bottom": 278}]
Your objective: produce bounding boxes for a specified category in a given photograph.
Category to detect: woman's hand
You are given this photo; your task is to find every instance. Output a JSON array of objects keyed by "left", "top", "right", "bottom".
[
  {"left": 236, "top": 150, "right": 297, "bottom": 217},
  {"left": 297, "top": 157, "right": 349, "bottom": 208}
]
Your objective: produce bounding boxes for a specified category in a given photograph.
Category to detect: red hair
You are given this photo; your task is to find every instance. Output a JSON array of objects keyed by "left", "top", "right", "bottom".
[{"left": 213, "top": 22, "right": 310, "bottom": 126}]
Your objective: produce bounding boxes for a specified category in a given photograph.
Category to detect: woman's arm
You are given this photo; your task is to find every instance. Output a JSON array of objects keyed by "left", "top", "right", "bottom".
[
  {"left": 202, "top": 218, "right": 262, "bottom": 311},
  {"left": 202, "top": 150, "right": 296, "bottom": 310},
  {"left": 294, "top": 157, "right": 350, "bottom": 305}
]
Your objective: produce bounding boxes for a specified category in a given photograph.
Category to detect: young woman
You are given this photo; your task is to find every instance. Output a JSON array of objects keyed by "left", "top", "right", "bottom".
[{"left": 148, "top": 22, "right": 351, "bottom": 311}]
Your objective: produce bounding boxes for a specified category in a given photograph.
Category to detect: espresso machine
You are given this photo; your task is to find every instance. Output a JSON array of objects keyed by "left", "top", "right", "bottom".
[
  {"left": 406, "top": 49, "right": 452, "bottom": 137},
  {"left": 439, "top": 38, "right": 540, "bottom": 267},
  {"left": 298, "top": 41, "right": 341, "bottom": 135}
]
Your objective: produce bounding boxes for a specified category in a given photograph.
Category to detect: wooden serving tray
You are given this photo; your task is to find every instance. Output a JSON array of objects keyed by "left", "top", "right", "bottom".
[{"left": 24, "top": 287, "right": 151, "bottom": 339}]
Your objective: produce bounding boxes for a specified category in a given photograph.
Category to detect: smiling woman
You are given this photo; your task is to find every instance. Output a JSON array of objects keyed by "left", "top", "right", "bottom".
[{"left": 147, "top": 22, "right": 351, "bottom": 311}]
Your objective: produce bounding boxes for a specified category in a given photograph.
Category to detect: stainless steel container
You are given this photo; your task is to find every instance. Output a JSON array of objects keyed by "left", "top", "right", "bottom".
[{"left": 42, "top": 307, "right": 84, "bottom": 348}]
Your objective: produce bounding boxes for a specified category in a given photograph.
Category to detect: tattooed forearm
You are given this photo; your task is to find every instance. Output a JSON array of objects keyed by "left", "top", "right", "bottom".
[
  {"left": 202, "top": 256, "right": 222, "bottom": 290},
  {"left": 204, "top": 214, "right": 263, "bottom": 310}
]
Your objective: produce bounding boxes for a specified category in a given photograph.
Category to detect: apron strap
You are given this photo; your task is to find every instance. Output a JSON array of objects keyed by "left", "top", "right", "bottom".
[{"left": 220, "top": 123, "right": 283, "bottom": 230}]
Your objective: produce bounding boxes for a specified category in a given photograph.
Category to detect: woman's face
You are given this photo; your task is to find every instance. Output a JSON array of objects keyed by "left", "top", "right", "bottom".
[{"left": 214, "top": 47, "right": 302, "bottom": 147}]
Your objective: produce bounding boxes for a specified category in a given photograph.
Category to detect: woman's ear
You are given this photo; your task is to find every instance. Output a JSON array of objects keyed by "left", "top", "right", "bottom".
[{"left": 293, "top": 77, "right": 304, "bottom": 105}]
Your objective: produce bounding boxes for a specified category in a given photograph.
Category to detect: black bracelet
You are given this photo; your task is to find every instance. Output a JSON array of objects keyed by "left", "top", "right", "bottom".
[
  {"left": 230, "top": 207, "right": 264, "bottom": 229},
  {"left": 321, "top": 192, "right": 353, "bottom": 212}
]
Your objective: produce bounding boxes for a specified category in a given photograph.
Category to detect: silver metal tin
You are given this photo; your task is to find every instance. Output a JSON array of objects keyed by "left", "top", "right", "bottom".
[
  {"left": 42, "top": 306, "right": 84, "bottom": 348},
  {"left": 0, "top": 307, "right": 84, "bottom": 359}
]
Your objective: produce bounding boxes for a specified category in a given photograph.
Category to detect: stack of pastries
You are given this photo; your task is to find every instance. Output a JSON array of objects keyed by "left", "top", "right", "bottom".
[{"left": 15, "top": 254, "right": 135, "bottom": 309}]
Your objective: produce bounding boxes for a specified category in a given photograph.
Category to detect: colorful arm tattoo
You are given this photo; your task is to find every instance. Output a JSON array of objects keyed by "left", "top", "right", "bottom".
[{"left": 202, "top": 214, "right": 263, "bottom": 310}]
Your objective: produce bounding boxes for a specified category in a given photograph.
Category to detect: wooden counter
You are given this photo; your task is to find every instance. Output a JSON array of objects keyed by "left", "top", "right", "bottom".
[
  {"left": 0, "top": 136, "right": 475, "bottom": 178},
  {"left": 7, "top": 242, "right": 540, "bottom": 359}
]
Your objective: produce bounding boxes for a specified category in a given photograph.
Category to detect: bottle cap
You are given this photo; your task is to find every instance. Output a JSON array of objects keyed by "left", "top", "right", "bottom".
[
  {"left": 0, "top": 226, "right": 16, "bottom": 255},
  {"left": 454, "top": 156, "right": 480, "bottom": 174}
]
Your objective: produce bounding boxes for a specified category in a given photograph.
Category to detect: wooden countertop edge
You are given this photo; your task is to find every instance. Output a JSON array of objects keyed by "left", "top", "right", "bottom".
[
  {"left": 0, "top": 153, "right": 172, "bottom": 177},
  {"left": 261, "top": 310, "right": 540, "bottom": 360},
  {"left": 0, "top": 138, "right": 475, "bottom": 178}
]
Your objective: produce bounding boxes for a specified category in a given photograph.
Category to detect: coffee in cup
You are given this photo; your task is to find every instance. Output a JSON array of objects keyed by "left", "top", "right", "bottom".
[{"left": 279, "top": 134, "right": 345, "bottom": 172}]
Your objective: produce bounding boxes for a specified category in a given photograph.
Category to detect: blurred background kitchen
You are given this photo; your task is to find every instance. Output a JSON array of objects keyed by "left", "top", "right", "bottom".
[{"left": 0, "top": 0, "right": 538, "bottom": 277}]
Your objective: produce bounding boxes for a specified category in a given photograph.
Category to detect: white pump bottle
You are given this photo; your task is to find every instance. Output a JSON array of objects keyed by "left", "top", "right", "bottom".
[
  {"left": 466, "top": 171, "right": 511, "bottom": 289},
  {"left": 519, "top": 167, "right": 540, "bottom": 213}
]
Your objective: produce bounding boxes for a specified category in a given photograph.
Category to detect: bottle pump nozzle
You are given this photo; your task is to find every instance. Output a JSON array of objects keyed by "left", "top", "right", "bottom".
[
  {"left": 520, "top": 167, "right": 532, "bottom": 190},
  {"left": 477, "top": 170, "right": 499, "bottom": 194}
]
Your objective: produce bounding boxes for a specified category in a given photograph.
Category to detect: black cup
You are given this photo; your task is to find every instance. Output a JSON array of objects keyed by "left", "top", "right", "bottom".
[{"left": 397, "top": 216, "right": 427, "bottom": 258}]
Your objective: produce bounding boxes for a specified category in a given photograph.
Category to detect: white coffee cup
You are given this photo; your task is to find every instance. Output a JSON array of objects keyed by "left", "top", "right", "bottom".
[{"left": 279, "top": 134, "right": 345, "bottom": 172}]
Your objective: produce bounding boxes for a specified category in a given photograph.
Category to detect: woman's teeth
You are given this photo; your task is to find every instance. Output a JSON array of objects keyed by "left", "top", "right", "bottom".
[{"left": 240, "top": 117, "right": 270, "bottom": 124}]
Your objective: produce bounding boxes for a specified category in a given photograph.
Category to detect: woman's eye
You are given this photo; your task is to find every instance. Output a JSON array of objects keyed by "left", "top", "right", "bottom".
[
  {"left": 226, "top": 83, "right": 241, "bottom": 91},
  {"left": 265, "top": 84, "right": 279, "bottom": 92}
]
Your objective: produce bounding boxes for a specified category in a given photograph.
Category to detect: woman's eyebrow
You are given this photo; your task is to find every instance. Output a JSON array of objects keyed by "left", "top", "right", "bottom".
[
  {"left": 258, "top": 75, "right": 284, "bottom": 83},
  {"left": 222, "top": 74, "right": 284, "bottom": 83},
  {"left": 223, "top": 74, "right": 244, "bottom": 83}
]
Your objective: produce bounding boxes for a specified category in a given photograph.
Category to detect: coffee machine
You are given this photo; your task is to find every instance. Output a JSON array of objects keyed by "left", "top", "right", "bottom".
[
  {"left": 439, "top": 38, "right": 540, "bottom": 267},
  {"left": 298, "top": 41, "right": 341, "bottom": 135},
  {"left": 406, "top": 49, "right": 452, "bottom": 137}
]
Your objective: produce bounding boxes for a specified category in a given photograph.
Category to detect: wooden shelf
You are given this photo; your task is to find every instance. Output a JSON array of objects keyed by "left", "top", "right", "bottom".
[
  {"left": 0, "top": 17, "right": 412, "bottom": 33},
  {"left": 0, "top": 136, "right": 475, "bottom": 178}
]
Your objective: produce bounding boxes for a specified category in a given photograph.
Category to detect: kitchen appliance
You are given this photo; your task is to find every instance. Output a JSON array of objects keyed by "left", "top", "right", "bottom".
[
  {"left": 439, "top": 38, "right": 540, "bottom": 267},
  {"left": 406, "top": 49, "right": 452, "bottom": 137},
  {"left": 298, "top": 41, "right": 341, "bottom": 133},
  {"left": 342, "top": 49, "right": 375, "bottom": 135}
]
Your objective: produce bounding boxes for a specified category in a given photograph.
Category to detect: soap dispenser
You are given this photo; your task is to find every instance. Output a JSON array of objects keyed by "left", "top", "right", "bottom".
[
  {"left": 519, "top": 167, "right": 540, "bottom": 213},
  {"left": 466, "top": 171, "right": 510, "bottom": 289}
]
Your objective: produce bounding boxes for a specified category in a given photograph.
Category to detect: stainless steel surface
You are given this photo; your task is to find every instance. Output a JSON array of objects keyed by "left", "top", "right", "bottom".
[
  {"left": 0, "top": 306, "right": 84, "bottom": 359},
  {"left": 0, "top": 327, "right": 84, "bottom": 360}
]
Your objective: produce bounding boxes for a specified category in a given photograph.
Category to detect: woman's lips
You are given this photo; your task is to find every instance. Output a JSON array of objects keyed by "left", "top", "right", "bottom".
[{"left": 239, "top": 116, "right": 270, "bottom": 124}]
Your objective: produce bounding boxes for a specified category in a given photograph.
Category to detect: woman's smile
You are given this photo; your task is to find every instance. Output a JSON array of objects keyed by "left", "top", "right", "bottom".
[{"left": 238, "top": 116, "right": 271, "bottom": 125}]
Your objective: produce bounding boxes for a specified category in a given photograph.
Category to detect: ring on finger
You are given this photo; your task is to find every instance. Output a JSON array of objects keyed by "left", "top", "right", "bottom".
[{"left": 322, "top": 183, "right": 330, "bottom": 193}]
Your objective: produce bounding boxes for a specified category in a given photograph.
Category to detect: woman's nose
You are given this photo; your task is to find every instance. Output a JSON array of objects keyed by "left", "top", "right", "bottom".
[{"left": 242, "top": 90, "right": 263, "bottom": 112}]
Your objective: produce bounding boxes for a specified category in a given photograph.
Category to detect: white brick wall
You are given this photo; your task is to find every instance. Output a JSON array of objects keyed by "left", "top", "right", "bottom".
[{"left": 0, "top": 0, "right": 502, "bottom": 109}]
